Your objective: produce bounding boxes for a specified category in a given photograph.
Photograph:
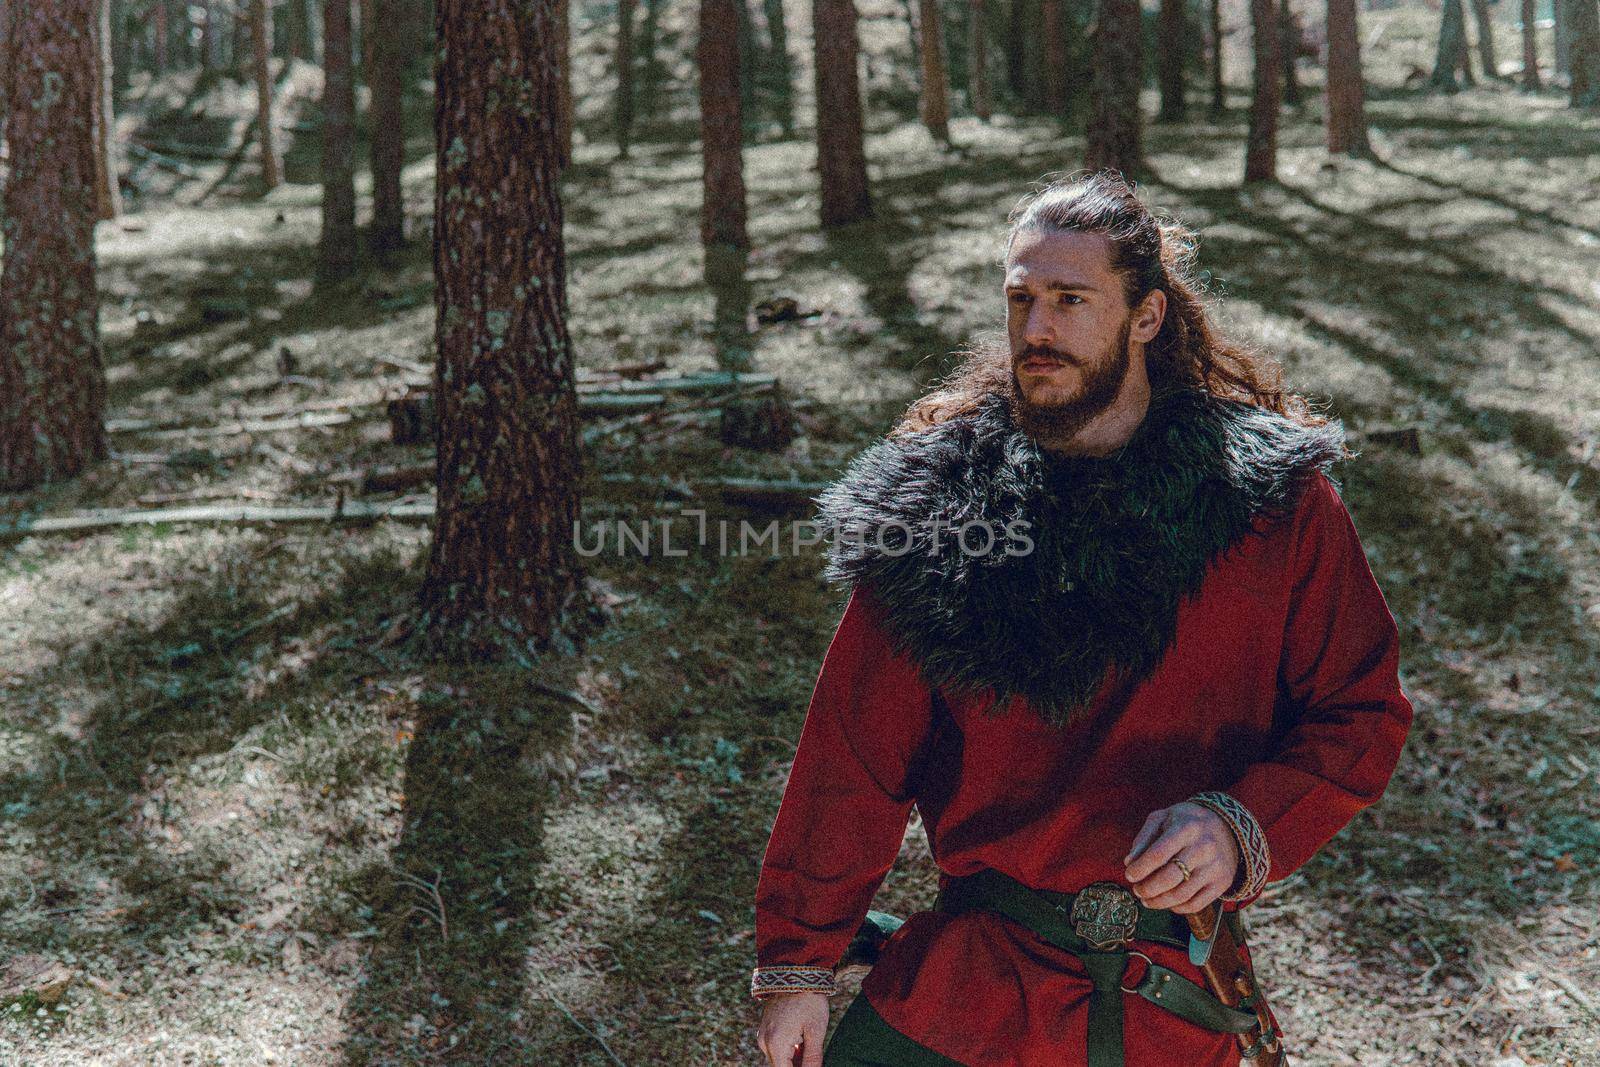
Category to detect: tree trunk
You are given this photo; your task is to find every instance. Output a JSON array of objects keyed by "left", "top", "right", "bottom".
[
  {"left": 199, "top": 1, "right": 216, "bottom": 72},
  {"left": 369, "top": 0, "right": 405, "bottom": 252},
  {"left": 638, "top": 0, "right": 666, "bottom": 121},
  {"left": 970, "top": 0, "right": 992, "bottom": 119},
  {"left": 700, "top": 0, "right": 749, "bottom": 250},
  {"left": 556, "top": 0, "right": 573, "bottom": 165},
  {"left": 91, "top": 0, "right": 121, "bottom": 220},
  {"left": 1209, "top": 0, "right": 1224, "bottom": 113},
  {"left": 812, "top": 0, "right": 871, "bottom": 226},
  {"left": 1157, "top": 0, "right": 1186, "bottom": 120},
  {"left": 1325, "top": 0, "right": 1369, "bottom": 155},
  {"left": 736, "top": 0, "right": 761, "bottom": 132},
  {"left": 1042, "top": 0, "right": 1067, "bottom": 113},
  {"left": 1279, "top": 0, "right": 1300, "bottom": 106},
  {"left": 153, "top": 0, "right": 169, "bottom": 72},
  {"left": 1243, "top": 0, "right": 1280, "bottom": 181},
  {"left": 1521, "top": 0, "right": 1541, "bottom": 87},
  {"left": 1556, "top": 0, "right": 1572, "bottom": 76},
  {"left": 1086, "top": 0, "right": 1145, "bottom": 176},
  {"left": 918, "top": 0, "right": 951, "bottom": 141},
  {"left": 288, "top": 0, "right": 316, "bottom": 61},
  {"left": 1457, "top": 3, "right": 1477, "bottom": 84},
  {"left": 761, "top": 0, "right": 796, "bottom": 135},
  {"left": 1006, "top": 0, "right": 1028, "bottom": 102},
  {"left": 425, "top": 0, "right": 592, "bottom": 659},
  {"left": 1468, "top": 0, "right": 1497, "bottom": 77},
  {"left": 318, "top": 0, "right": 357, "bottom": 283},
  {"left": 1573, "top": 0, "right": 1600, "bottom": 105},
  {"left": 0, "top": 0, "right": 108, "bottom": 489},
  {"left": 360, "top": 0, "right": 374, "bottom": 75},
  {"left": 615, "top": 0, "right": 636, "bottom": 158},
  {"left": 252, "top": 0, "right": 280, "bottom": 189},
  {"left": 1429, "top": 0, "right": 1467, "bottom": 90}
]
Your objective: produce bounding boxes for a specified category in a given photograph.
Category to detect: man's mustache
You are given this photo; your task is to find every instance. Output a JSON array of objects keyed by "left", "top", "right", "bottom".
[{"left": 1017, "top": 345, "right": 1079, "bottom": 366}]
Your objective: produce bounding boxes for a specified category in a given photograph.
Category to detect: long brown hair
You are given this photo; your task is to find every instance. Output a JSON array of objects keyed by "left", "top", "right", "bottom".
[{"left": 892, "top": 170, "right": 1332, "bottom": 438}]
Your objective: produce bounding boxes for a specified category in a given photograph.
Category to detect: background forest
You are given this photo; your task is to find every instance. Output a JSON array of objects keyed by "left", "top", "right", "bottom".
[{"left": 1, "top": 0, "right": 1598, "bottom": 1063}]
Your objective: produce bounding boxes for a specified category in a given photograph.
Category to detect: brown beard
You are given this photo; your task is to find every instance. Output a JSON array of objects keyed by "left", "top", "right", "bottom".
[{"left": 1006, "top": 313, "right": 1134, "bottom": 446}]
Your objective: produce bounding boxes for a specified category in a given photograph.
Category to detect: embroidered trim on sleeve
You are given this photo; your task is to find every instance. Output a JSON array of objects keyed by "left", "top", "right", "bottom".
[
  {"left": 750, "top": 965, "right": 837, "bottom": 1000},
  {"left": 1190, "top": 790, "right": 1271, "bottom": 902}
]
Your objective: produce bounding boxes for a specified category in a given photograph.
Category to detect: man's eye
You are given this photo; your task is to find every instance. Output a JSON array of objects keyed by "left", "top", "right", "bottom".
[
  {"left": 1058, "top": 294, "right": 1082, "bottom": 305},
  {"left": 1009, "top": 293, "right": 1032, "bottom": 304}
]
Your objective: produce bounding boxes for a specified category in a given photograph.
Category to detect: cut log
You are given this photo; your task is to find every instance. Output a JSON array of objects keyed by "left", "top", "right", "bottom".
[{"left": 0, "top": 499, "right": 438, "bottom": 542}]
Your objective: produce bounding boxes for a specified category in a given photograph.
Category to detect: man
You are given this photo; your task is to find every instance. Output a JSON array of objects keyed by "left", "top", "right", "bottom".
[{"left": 749, "top": 171, "right": 1413, "bottom": 1067}]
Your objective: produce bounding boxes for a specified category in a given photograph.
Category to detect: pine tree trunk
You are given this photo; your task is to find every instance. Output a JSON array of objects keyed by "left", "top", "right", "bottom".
[
  {"left": 0, "top": 0, "right": 108, "bottom": 490},
  {"left": 615, "top": 0, "right": 636, "bottom": 157},
  {"left": 1039, "top": 0, "right": 1065, "bottom": 113},
  {"left": 1573, "top": 0, "right": 1600, "bottom": 105},
  {"left": 1209, "top": 0, "right": 1224, "bottom": 113},
  {"left": 1556, "top": 0, "right": 1572, "bottom": 76},
  {"left": 253, "top": 0, "right": 280, "bottom": 189},
  {"left": 700, "top": 0, "right": 749, "bottom": 250},
  {"left": 761, "top": 0, "right": 796, "bottom": 135},
  {"left": 918, "top": 0, "right": 951, "bottom": 140},
  {"left": 736, "top": 0, "right": 761, "bottom": 132},
  {"left": 1085, "top": 0, "right": 1145, "bottom": 176},
  {"left": 360, "top": 0, "right": 374, "bottom": 75},
  {"left": 1521, "top": 0, "right": 1541, "bottom": 87},
  {"left": 1456, "top": 4, "right": 1477, "bottom": 84},
  {"left": 556, "top": 0, "right": 573, "bottom": 165},
  {"left": 1279, "top": 0, "right": 1300, "bottom": 106},
  {"left": 813, "top": 0, "right": 872, "bottom": 226},
  {"left": 154, "top": 0, "right": 169, "bottom": 72},
  {"left": 1430, "top": 0, "right": 1467, "bottom": 87},
  {"left": 369, "top": 0, "right": 405, "bottom": 252},
  {"left": 200, "top": 2, "right": 216, "bottom": 72},
  {"left": 1325, "top": 0, "right": 1369, "bottom": 155},
  {"left": 424, "top": 0, "right": 592, "bottom": 658},
  {"left": 970, "top": 0, "right": 992, "bottom": 119},
  {"left": 1468, "top": 0, "right": 1497, "bottom": 77},
  {"left": 638, "top": 0, "right": 666, "bottom": 121},
  {"left": 91, "top": 0, "right": 121, "bottom": 220},
  {"left": 318, "top": 0, "right": 357, "bottom": 283},
  {"left": 1157, "top": 0, "right": 1185, "bottom": 120},
  {"left": 1243, "top": 0, "right": 1280, "bottom": 181},
  {"left": 1006, "top": 0, "right": 1028, "bottom": 102}
]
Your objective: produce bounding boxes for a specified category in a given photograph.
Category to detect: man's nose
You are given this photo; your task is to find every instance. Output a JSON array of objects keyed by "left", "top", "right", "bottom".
[{"left": 1023, "top": 304, "right": 1057, "bottom": 348}]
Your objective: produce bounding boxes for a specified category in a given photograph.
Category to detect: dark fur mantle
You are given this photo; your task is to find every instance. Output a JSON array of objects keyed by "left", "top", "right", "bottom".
[{"left": 813, "top": 385, "right": 1347, "bottom": 728}]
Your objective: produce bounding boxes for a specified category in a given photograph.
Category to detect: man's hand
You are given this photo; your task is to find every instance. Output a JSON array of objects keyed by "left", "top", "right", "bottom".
[
  {"left": 757, "top": 992, "right": 830, "bottom": 1067},
  {"left": 1123, "top": 802, "right": 1240, "bottom": 914}
]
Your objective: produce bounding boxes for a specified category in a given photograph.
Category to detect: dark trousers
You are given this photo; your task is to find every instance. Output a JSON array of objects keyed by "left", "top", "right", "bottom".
[{"left": 822, "top": 993, "right": 968, "bottom": 1066}]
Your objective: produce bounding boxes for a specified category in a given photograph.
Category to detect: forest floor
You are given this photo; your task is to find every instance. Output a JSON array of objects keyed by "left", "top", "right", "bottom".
[{"left": 4, "top": 6, "right": 1600, "bottom": 1066}]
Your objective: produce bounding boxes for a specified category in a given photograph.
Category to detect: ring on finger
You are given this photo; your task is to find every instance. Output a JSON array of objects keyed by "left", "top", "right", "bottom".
[{"left": 1172, "top": 858, "right": 1192, "bottom": 883}]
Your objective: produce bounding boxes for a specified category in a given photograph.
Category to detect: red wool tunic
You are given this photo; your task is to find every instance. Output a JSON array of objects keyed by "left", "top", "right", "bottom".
[{"left": 751, "top": 472, "right": 1414, "bottom": 1066}]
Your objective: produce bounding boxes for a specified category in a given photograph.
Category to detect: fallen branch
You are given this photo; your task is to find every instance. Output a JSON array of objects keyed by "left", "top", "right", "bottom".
[{"left": 0, "top": 499, "right": 436, "bottom": 542}]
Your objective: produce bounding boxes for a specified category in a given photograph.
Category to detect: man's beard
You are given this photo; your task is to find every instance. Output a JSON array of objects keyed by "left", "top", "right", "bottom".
[{"left": 1007, "top": 313, "right": 1134, "bottom": 446}]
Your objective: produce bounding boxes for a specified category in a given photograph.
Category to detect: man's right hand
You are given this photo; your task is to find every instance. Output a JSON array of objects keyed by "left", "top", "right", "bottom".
[{"left": 757, "top": 992, "right": 830, "bottom": 1067}]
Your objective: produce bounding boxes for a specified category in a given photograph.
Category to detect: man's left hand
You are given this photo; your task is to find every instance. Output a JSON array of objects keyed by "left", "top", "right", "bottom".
[{"left": 1123, "top": 802, "right": 1240, "bottom": 914}]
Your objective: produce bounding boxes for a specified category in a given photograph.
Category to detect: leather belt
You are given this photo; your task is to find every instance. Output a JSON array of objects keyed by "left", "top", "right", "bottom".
[{"left": 932, "top": 867, "right": 1257, "bottom": 1067}]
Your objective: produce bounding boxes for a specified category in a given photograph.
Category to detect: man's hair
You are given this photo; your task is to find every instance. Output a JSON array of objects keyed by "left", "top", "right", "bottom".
[{"left": 890, "top": 170, "right": 1332, "bottom": 438}]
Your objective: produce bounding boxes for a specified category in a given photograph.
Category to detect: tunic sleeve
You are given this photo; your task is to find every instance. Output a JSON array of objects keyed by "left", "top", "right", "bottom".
[
  {"left": 1220, "top": 473, "right": 1414, "bottom": 891},
  {"left": 749, "top": 584, "right": 936, "bottom": 1000}
]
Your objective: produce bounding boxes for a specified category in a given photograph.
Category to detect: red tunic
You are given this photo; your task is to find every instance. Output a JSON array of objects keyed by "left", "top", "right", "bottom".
[{"left": 751, "top": 472, "right": 1413, "bottom": 1065}]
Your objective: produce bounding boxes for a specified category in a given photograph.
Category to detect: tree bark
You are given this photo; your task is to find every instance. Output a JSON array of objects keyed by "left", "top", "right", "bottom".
[
  {"left": 0, "top": 0, "right": 108, "bottom": 489},
  {"left": 252, "top": 0, "right": 280, "bottom": 189},
  {"left": 1209, "top": 0, "right": 1224, "bottom": 114},
  {"left": 91, "top": 0, "right": 121, "bottom": 220},
  {"left": 1468, "top": 0, "right": 1498, "bottom": 77},
  {"left": 1157, "top": 0, "right": 1186, "bottom": 120},
  {"left": 318, "top": 0, "right": 357, "bottom": 283},
  {"left": 1325, "top": 0, "right": 1369, "bottom": 155},
  {"left": 615, "top": 0, "right": 636, "bottom": 157},
  {"left": 1085, "top": 0, "right": 1145, "bottom": 177},
  {"left": 1243, "top": 0, "right": 1280, "bottom": 181},
  {"left": 556, "top": 0, "right": 573, "bottom": 165},
  {"left": 1573, "top": 0, "right": 1600, "bottom": 105},
  {"left": 154, "top": 0, "right": 169, "bottom": 72},
  {"left": 970, "top": 0, "right": 992, "bottom": 119},
  {"left": 199, "top": 1, "right": 216, "bottom": 72},
  {"left": 369, "top": 0, "right": 405, "bottom": 252},
  {"left": 1006, "top": 0, "right": 1028, "bottom": 102},
  {"left": 918, "top": 0, "right": 951, "bottom": 141},
  {"left": 1556, "top": 0, "right": 1572, "bottom": 76},
  {"left": 700, "top": 0, "right": 749, "bottom": 250},
  {"left": 425, "top": 0, "right": 592, "bottom": 658},
  {"left": 1042, "top": 0, "right": 1067, "bottom": 113},
  {"left": 1521, "top": 0, "right": 1541, "bottom": 87},
  {"left": 812, "top": 0, "right": 872, "bottom": 226}
]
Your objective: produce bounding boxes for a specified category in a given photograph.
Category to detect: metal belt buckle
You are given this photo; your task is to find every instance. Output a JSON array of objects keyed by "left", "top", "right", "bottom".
[{"left": 1069, "top": 881, "right": 1140, "bottom": 950}]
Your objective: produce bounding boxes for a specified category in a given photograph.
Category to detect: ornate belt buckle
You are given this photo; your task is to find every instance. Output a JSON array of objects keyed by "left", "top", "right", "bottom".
[{"left": 1069, "top": 881, "right": 1139, "bottom": 950}]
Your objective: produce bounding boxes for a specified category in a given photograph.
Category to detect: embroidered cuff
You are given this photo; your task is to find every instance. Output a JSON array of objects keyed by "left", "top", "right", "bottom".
[
  {"left": 1190, "top": 791, "right": 1270, "bottom": 902},
  {"left": 750, "top": 965, "right": 836, "bottom": 1000}
]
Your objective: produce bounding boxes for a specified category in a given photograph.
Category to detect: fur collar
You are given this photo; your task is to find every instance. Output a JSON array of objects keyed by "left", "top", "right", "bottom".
[{"left": 813, "top": 384, "right": 1347, "bottom": 728}]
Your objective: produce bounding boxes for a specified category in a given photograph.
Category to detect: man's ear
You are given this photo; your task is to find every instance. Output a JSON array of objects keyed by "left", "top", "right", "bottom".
[{"left": 1132, "top": 289, "right": 1167, "bottom": 344}]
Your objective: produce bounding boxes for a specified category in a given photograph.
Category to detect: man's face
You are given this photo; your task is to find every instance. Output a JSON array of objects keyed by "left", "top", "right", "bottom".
[{"left": 1003, "top": 230, "right": 1140, "bottom": 443}]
